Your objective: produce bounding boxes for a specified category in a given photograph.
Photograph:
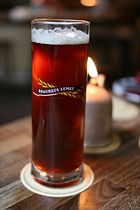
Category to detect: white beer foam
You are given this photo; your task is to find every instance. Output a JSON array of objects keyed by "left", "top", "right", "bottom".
[{"left": 32, "top": 27, "right": 89, "bottom": 45}]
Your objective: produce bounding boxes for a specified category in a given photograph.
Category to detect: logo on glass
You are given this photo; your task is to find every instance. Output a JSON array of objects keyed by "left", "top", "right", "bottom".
[{"left": 33, "top": 73, "right": 83, "bottom": 99}]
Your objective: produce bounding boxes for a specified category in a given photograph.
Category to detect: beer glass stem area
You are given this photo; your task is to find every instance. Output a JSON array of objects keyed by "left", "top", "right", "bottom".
[{"left": 31, "top": 19, "right": 90, "bottom": 187}]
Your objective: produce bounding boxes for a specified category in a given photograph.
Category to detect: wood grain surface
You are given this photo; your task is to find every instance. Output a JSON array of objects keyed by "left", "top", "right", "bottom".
[{"left": 0, "top": 116, "right": 140, "bottom": 210}]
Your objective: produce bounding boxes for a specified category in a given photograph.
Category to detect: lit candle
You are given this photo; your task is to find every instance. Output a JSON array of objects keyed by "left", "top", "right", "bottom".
[{"left": 85, "top": 57, "right": 112, "bottom": 148}]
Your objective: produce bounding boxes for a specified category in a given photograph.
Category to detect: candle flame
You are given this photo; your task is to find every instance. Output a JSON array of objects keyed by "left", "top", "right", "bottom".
[{"left": 87, "top": 57, "right": 98, "bottom": 78}]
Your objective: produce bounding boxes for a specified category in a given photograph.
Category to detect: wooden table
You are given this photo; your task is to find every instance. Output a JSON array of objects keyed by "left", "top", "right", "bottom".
[{"left": 0, "top": 116, "right": 140, "bottom": 210}]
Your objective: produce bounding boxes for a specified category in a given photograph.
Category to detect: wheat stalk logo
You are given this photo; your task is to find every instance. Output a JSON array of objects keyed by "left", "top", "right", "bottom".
[{"left": 33, "top": 72, "right": 82, "bottom": 99}]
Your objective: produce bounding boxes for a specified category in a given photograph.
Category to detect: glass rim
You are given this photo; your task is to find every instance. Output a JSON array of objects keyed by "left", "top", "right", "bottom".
[{"left": 31, "top": 18, "right": 90, "bottom": 25}]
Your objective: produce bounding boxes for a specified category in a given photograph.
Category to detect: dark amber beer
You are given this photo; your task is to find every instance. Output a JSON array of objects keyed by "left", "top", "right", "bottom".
[{"left": 31, "top": 19, "right": 90, "bottom": 187}]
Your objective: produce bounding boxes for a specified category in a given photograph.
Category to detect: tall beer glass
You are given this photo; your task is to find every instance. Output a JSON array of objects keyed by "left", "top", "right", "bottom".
[{"left": 31, "top": 19, "right": 90, "bottom": 187}]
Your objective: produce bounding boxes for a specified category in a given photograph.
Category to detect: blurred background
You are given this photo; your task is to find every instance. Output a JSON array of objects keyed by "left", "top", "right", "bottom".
[{"left": 0, "top": 0, "right": 140, "bottom": 124}]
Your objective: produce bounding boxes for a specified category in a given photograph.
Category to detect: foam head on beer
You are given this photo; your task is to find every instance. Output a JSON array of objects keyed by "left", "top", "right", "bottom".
[{"left": 32, "top": 26, "right": 89, "bottom": 45}]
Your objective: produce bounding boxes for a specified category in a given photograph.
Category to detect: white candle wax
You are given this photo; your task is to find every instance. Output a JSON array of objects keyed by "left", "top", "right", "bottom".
[
  {"left": 86, "top": 83, "right": 111, "bottom": 102},
  {"left": 85, "top": 83, "right": 112, "bottom": 147}
]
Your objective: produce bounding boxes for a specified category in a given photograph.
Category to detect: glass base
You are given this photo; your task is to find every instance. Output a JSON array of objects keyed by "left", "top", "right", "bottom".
[{"left": 31, "top": 162, "right": 83, "bottom": 187}]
